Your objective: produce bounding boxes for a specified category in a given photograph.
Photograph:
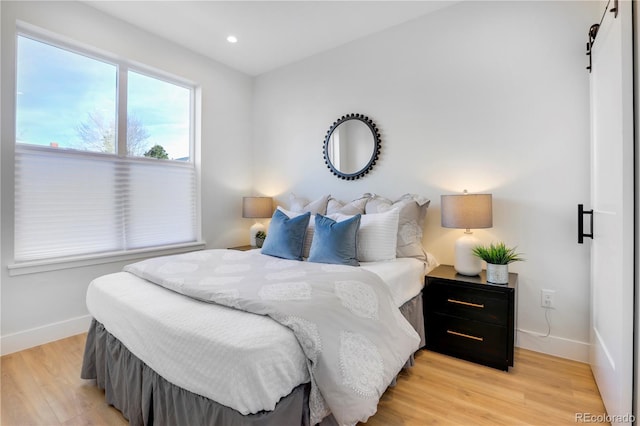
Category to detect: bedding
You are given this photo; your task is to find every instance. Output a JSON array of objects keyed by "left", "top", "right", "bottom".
[
  {"left": 83, "top": 250, "right": 430, "bottom": 426},
  {"left": 260, "top": 209, "right": 310, "bottom": 260},
  {"left": 122, "top": 249, "right": 419, "bottom": 425},
  {"left": 307, "top": 214, "right": 360, "bottom": 266},
  {"left": 364, "top": 193, "right": 431, "bottom": 261},
  {"left": 82, "top": 320, "right": 316, "bottom": 426},
  {"left": 82, "top": 295, "right": 425, "bottom": 426},
  {"left": 277, "top": 207, "right": 316, "bottom": 258},
  {"left": 289, "top": 193, "right": 329, "bottom": 215},
  {"left": 285, "top": 193, "right": 430, "bottom": 262},
  {"left": 325, "top": 195, "right": 368, "bottom": 215},
  {"left": 362, "top": 255, "right": 436, "bottom": 306},
  {"left": 83, "top": 192, "right": 433, "bottom": 425},
  {"left": 333, "top": 210, "right": 399, "bottom": 262},
  {"left": 277, "top": 206, "right": 405, "bottom": 264},
  {"left": 86, "top": 269, "right": 308, "bottom": 416}
]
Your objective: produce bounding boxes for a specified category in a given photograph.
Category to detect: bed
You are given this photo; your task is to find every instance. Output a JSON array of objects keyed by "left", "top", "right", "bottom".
[{"left": 81, "top": 193, "right": 435, "bottom": 426}]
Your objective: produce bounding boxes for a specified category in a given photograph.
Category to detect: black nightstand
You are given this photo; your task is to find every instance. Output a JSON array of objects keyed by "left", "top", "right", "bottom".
[{"left": 424, "top": 264, "right": 517, "bottom": 371}]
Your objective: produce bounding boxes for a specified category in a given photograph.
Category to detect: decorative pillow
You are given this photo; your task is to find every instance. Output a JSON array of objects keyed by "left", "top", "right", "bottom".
[
  {"left": 334, "top": 209, "right": 399, "bottom": 262},
  {"left": 288, "top": 193, "right": 329, "bottom": 215},
  {"left": 277, "top": 206, "right": 315, "bottom": 258},
  {"left": 326, "top": 195, "right": 370, "bottom": 215},
  {"left": 261, "top": 209, "right": 311, "bottom": 261},
  {"left": 308, "top": 214, "right": 361, "bottom": 266},
  {"left": 364, "top": 193, "right": 430, "bottom": 261}
]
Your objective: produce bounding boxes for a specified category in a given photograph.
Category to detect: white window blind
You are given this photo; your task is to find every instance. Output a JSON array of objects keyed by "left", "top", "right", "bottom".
[
  {"left": 15, "top": 146, "right": 121, "bottom": 260},
  {"left": 125, "top": 158, "right": 197, "bottom": 250},
  {"left": 15, "top": 145, "right": 197, "bottom": 261}
]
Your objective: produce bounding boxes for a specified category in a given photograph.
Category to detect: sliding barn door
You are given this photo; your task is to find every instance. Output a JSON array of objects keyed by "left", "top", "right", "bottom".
[{"left": 588, "top": 1, "right": 634, "bottom": 423}]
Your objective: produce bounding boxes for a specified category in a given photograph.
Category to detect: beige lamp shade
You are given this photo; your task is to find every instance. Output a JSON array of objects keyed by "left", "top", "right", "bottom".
[
  {"left": 242, "top": 197, "right": 273, "bottom": 218},
  {"left": 441, "top": 193, "right": 493, "bottom": 230},
  {"left": 441, "top": 192, "right": 493, "bottom": 276},
  {"left": 242, "top": 197, "right": 273, "bottom": 247}
]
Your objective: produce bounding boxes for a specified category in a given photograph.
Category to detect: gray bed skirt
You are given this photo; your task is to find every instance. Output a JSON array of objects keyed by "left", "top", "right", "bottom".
[{"left": 81, "top": 292, "right": 425, "bottom": 426}]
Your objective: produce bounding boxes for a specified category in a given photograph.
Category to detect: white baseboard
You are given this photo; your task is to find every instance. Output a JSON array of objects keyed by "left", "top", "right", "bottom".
[
  {"left": 1, "top": 315, "right": 92, "bottom": 356},
  {"left": 516, "top": 328, "right": 590, "bottom": 363}
]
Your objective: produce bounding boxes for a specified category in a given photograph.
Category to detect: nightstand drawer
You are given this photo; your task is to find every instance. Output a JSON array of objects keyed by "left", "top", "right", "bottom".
[
  {"left": 428, "top": 313, "right": 508, "bottom": 366},
  {"left": 428, "top": 280, "right": 508, "bottom": 325}
]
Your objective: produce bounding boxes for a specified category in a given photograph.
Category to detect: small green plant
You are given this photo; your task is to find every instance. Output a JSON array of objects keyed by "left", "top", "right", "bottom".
[
  {"left": 255, "top": 230, "right": 267, "bottom": 248},
  {"left": 472, "top": 242, "right": 524, "bottom": 265}
]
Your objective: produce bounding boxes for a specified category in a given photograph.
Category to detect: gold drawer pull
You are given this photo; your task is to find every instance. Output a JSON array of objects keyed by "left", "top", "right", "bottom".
[
  {"left": 447, "top": 298, "right": 484, "bottom": 309},
  {"left": 447, "top": 330, "right": 484, "bottom": 342}
]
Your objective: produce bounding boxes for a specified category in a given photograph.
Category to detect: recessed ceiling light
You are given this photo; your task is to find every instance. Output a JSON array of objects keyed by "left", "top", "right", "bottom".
[{"left": 226, "top": 35, "right": 238, "bottom": 44}]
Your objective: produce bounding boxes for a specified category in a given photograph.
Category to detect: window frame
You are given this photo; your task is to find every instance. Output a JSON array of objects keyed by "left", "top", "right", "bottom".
[{"left": 10, "top": 26, "right": 204, "bottom": 275}]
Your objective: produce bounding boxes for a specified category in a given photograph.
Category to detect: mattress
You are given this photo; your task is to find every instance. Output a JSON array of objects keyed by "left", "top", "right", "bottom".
[
  {"left": 86, "top": 252, "right": 429, "bottom": 416},
  {"left": 361, "top": 252, "right": 437, "bottom": 306}
]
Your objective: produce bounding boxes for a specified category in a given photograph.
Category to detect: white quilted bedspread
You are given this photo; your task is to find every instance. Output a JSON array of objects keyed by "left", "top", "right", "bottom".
[
  {"left": 86, "top": 250, "right": 429, "bottom": 423},
  {"left": 122, "top": 250, "right": 420, "bottom": 426},
  {"left": 86, "top": 270, "right": 310, "bottom": 415}
]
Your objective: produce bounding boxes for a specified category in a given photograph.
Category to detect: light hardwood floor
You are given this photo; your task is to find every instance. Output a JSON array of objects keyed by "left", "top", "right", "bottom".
[{"left": 1, "top": 334, "right": 608, "bottom": 425}]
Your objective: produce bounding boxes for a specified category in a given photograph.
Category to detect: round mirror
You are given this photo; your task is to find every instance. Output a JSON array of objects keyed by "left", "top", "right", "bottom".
[{"left": 323, "top": 113, "right": 381, "bottom": 180}]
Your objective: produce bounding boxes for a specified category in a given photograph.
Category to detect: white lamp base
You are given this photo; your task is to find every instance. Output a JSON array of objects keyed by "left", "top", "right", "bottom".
[
  {"left": 249, "top": 222, "right": 265, "bottom": 246},
  {"left": 454, "top": 232, "right": 482, "bottom": 276}
]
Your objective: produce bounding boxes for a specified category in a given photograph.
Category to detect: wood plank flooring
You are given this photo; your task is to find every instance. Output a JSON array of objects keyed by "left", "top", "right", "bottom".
[{"left": 1, "top": 334, "right": 608, "bottom": 425}]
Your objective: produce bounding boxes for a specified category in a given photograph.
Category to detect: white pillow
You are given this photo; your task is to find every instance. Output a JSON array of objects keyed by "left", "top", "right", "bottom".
[
  {"left": 288, "top": 193, "right": 329, "bottom": 215},
  {"left": 326, "top": 195, "right": 369, "bottom": 215},
  {"left": 364, "top": 193, "right": 430, "bottom": 261},
  {"left": 334, "top": 209, "right": 399, "bottom": 262},
  {"left": 277, "top": 206, "right": 315, "bottom": 258}
]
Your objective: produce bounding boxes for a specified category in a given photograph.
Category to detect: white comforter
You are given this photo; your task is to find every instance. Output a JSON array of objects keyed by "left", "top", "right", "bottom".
[
  {"left": 87, "top": 271, "right": 309, "bottom": 415},
  {"left": 86, "top": 251, "right": 430, "bottom": 421}
]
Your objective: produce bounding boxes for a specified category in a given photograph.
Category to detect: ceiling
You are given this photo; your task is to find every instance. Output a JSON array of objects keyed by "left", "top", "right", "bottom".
[{"left": 84, "top": 1, "right": 454, "bottom": 76}]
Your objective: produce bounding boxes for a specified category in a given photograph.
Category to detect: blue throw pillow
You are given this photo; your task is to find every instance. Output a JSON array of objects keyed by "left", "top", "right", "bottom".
[
  {"left": 261, "top": 209, "right": 311, "bottom": 261},
  {"left": 308, "top": 214, "right": 360, "bottom": 266}
]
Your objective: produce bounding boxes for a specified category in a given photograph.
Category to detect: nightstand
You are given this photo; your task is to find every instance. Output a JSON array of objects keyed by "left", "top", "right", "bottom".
[
  {"left": 227, "top": 245, "right": 256, "bottom": 251},
  {"left": 424, "top": 264, "right": 517, "bottom": 371}
]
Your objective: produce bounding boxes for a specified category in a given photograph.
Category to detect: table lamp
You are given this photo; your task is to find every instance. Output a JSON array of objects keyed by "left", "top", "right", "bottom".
[
  {"left": 242, "top": 197, "right": 273, "bottom": 246},
  {"left": 441, "top": 190, "right": 493, "bottom": 276}
]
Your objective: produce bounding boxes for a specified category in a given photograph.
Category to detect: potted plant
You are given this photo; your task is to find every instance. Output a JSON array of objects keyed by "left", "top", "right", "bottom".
[
  {"left": 255, "top": 230, "right": 267, "bottom": 248},
  {"left": 472, "top": 242, "right": 524, "bottom": 284}
]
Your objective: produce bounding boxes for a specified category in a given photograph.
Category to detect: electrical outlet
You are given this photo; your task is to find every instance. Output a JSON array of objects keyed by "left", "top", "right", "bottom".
[{"left": 541, "top": 289, "right": 555, "bottom": 309}]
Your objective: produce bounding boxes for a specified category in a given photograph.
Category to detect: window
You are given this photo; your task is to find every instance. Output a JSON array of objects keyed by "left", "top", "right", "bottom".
[
  {"left": 14, "top": 32, "right": 198, "bottom": 262},
  {"left": 127, "top": 71, "right": 191, "bottom": 160}
]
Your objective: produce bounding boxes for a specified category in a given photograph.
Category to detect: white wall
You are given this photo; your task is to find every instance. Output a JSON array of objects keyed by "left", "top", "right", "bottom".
[
  {"left": 0, "top": 0, "right": 603, "bottom": 362},
  {"left": 252, "top": 1, "right": 599, "bottom": 361},
  {"left": 0, "top": 1, "right": 254, "bottom": 354}
]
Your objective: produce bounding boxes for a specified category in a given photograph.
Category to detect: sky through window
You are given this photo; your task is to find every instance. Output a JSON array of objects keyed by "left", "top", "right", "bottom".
[{"left": 16, "top": 35, "right": 191, "bottom": 160}]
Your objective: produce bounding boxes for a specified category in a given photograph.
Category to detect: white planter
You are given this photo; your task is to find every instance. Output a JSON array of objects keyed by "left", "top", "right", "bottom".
[{"left": 486, "top": 263, "right": 509, "bottom": 284}]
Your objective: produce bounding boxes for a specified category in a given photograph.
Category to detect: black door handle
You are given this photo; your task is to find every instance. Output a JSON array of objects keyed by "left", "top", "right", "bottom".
[{"left": 578, "top": 204, "right": 594, "bottom": 244}]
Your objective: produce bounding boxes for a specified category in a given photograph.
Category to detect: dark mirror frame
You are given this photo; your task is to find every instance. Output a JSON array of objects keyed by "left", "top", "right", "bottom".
[{"left": 322, "top": 113, "right": 381, "bottom": 180}]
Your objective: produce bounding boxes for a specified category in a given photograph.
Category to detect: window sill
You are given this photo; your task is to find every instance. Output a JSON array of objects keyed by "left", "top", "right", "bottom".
[{"left": 7, "top": 241, "right": 207, "bottom": 277}]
